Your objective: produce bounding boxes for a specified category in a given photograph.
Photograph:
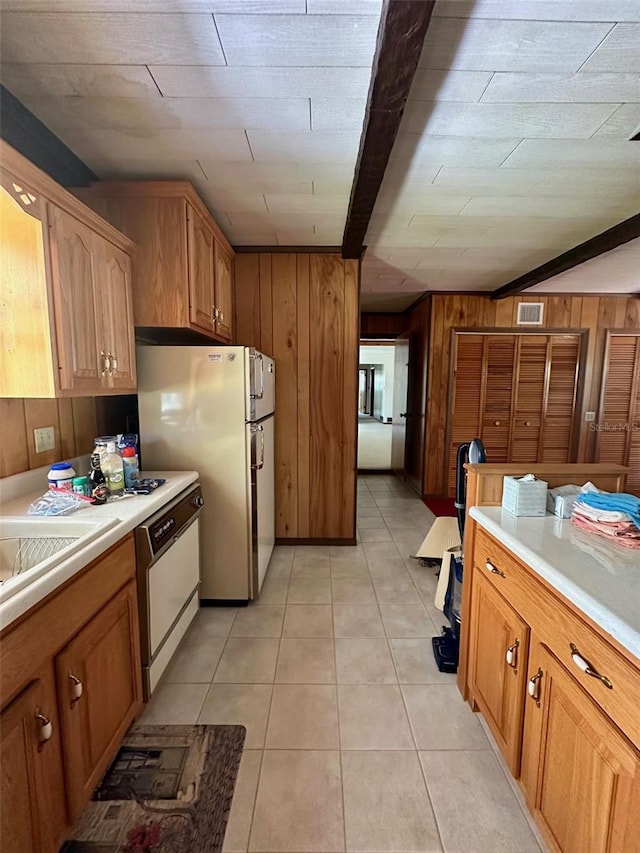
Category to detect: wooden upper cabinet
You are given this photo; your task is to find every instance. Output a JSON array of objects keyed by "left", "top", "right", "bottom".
[
  {"left": 0, "top": 665, "right": 67, "bottom": 853},
  {"left": 522, "top": 644, "right": 640, "bottom": 853},
  {"left": 214, "top": 240, "right": 233, "bottom": 341},
  {"left": 75, "top": 181, "right": 235, "bottom": 344},
  {"left": 0, "top": 141, "right": 135, "bottom": 398},
  {"left": 598, "top": 332, "right": 640, "bottom": 494}
]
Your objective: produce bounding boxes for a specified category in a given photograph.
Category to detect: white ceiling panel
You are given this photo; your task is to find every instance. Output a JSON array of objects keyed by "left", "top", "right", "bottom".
[
  {"left": 247, "top": 130, "right": 361, "bottom": 163},
  {"left": 307, "top": 0, "right": 382, "bottom": 13},
  {"left": 225, "top": 230, "right": 278, "bottom": 245},
  {"left": 21, "top": 96, "right": 311, "bottom": 132},
  {"left": 89, "top": 158, "right": 207, "bottom": 184},
  {"left": 147, "top": 65, "right": 371, "bottom": 99},
  {"left": 593, "top": 104, "right": 640, "bottom": 138},
  {"left": 420, "top": 19, "right": 613, "bottom": 73},
  {"left": 0, "top": 13, "right": 225, "bottom": 64},
  {"left": 581, "top": 24, "right": 640, "bottom": 72},
  {"left": 0, "top": 1, "right": 306, "bottom": 10},
  {"left": 374, "top": 194, "right": 471, "bottom": 216},
  {"left": 0, "top": 64, "right": 159, "bottom": 98},
  {"left": 214, "top": 14, "right": 379, "bottom": 67},
  {"left": 433, "top": 1, "right": 640, "bottom": 23},
  {"left": 531, "top": 239, "right": 640, "bottom": 294},
  {"left": 405, "top": 101, "right": 619, "bottom": 139},
  {"left": 459, "top": 196, "right": 639, "bottom": 220},
  {"left": 265, "top": 193, "right": 348, "bottom": 214},
  {"left": 224, "top": 210, "right": 345, "bottom": 230},
  {"left": 481, "top": 72, "right": 640, "bottom": 104},
  {"left": 408, "top": 69, "right": 493, "bottom": 102},
  {"left": 55, "top": 127, "right": 253, "bottom": 163},
  {"left": 392, "top": 134, "right": 521, "bottom": 167},
  {"left": 311, "top": 99, "right": 365, "bottom": 132},
  {"left": 502, "top": 138, "right": 640, "bottom": 169}
]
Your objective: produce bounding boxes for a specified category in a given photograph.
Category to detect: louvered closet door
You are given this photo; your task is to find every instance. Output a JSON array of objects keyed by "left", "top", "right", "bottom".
[
  {"left": 541, "top": 336, "right": 581, "bottom": 463},
  {"left": 481, "top": 336, "right": 516, "bottom": 464},
  {"left": 599, "top": 334, "right": 640, "bottom": 493},
  {"left": 448, "top": 334, "right": 484, "bottom": 493},
  {"left": 510, "top": 336, "right": 547, "bottom": 463}
]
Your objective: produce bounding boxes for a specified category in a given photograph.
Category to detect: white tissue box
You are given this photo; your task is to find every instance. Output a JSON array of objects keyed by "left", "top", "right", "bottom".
[
  {"left": 546, "top": 485, "right": 582, "bottom": 519},
  {"left": 502, "top": 475, "right": 548, "bottom": 517}
]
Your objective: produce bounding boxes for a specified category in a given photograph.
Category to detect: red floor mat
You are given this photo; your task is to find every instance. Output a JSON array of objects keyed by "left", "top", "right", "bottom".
[{"left": 422, "top": 497, "right": 457, "bottom": 517}]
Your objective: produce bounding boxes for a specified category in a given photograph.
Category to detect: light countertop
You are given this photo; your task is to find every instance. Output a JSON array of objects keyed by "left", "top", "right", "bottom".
[
  {"left": 0, "top": 470, "right": 198, "bottom": 630},
  {"left": 469, "top": 506, "right": 640, "bottom": 661}
]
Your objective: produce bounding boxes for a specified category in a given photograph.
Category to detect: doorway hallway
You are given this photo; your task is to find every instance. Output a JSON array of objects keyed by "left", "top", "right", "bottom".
[
  {"left": 358, "top": 342, "right": 396, "bottom": 470},
  {"left": 358, "top": 414, "right": 393, "bottom": 470}
]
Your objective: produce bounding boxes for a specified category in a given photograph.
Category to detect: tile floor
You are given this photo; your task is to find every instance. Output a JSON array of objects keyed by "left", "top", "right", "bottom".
[
  {"left": 357, "top": 415, "right": 392, "bottom": 470},
  {"left": 140, "top": 475, "right": 544, "bottom": 853}
]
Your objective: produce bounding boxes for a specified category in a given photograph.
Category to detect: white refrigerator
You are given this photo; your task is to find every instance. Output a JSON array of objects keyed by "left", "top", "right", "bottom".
[{"left": 136, "top": 345, "right": 275, "bottom": 602}]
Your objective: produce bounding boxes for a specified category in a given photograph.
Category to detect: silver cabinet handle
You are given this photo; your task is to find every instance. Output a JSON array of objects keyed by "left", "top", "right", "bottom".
[
  {"left": 528, "top": 668, "right": 543, "bottom": 701},
  {"left": 35, "top": 711, "right": 53, "bottom": 751},
  {"left": 506, "top": 639, "right": 519, "bottom": 668},
  {"left": 212, "top": 305, "right": 219, "bottom": 322},
  {"left": 250, "top": 352, "right": 265, "bottom": 399},
  {"left": 100, "top": 350, "right": 110, "bottom": 377},
  {"left": 68, "top": 672, "right": 84, "bottom": 708},
  {"left": 485, "top": 559, "right": 505, "bottom": 578},
  {"left": 569, "top": 643, "right": 613, "bottom": 689},
  {"left": 251, "top": 424, "right": 265, "bottom": 470},
  {"left": 219, "top": 311, "right": 224, "bottom": 324},
  {"left": 110, "top": 352, "right": 118, "bottom": 373}
]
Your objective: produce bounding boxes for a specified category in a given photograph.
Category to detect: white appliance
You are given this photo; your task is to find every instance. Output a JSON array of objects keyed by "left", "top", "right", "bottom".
[{"left": 136, "top": 346, "right": 275, "bottom": 602}]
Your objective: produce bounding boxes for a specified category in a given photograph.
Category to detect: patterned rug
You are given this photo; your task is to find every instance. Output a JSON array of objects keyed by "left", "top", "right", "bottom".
[{"left": 61, "top": 724, "right": 246, "bottom": 853}]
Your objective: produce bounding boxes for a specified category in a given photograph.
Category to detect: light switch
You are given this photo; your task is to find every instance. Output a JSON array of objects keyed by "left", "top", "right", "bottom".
[
  {"left": 584, "top": 411, "right": 596, "bottom": 422},
  {"left": 34, "top": 426, "right": 55, "bottom": 453}
]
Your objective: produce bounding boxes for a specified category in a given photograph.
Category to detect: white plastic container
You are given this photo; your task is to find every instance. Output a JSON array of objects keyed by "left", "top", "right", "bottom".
[
  {"left": 101, "top": 442, "right": 125, "bottom": 499},
  {"left": 47, "top": 462, "right": 76, "bottom": 490}
]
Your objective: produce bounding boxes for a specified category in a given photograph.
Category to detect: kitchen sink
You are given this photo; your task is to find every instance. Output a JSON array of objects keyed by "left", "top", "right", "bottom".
[{"left": 0, "top": 516, "right": 119, "bottom": 600}]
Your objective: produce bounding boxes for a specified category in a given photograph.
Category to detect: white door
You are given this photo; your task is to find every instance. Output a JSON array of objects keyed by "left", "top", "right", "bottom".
[
  {"left": 247, "top": 349, "right": 275, "bottom": 421},
  {"left": 248, "top": 415, "right": 275, "bottom": 597},
  {"left": 391, "top": 334, "right": 410, "bottom": 478}
]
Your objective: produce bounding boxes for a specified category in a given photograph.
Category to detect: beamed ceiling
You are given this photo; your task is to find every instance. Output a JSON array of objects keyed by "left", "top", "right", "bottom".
[{"left": 1, "top": 0, "right": 639, "bottom": 311}]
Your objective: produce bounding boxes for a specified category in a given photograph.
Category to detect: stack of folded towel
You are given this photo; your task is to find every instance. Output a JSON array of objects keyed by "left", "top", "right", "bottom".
[{"left": 571, "top": 491, "right": 640, "bottom": 549}]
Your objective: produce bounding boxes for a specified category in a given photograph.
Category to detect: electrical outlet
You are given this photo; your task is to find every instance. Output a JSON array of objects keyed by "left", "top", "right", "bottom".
[
  {"left": 585, "top": 411, "right": 596, "bottom": 422},
  {"left": 34, "top": 426, "right": 55, "bottom": 453}
]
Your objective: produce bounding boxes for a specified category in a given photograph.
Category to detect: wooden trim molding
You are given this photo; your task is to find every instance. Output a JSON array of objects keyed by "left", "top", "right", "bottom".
[
  {"left": 491, "top": 215, "right": 640, "bottom": 299},
  {"left": 341, "top": 0, "right": 435, "bottom": 259}
]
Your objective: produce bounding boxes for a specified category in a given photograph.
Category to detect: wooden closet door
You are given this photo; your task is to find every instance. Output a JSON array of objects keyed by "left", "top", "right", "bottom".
[
  {"left": 448, "top": 334, "right": 484, "bottom": 493},
  {"left": 540, "top": 335, "right": 581, "bottom": 464},
  {"left": 510, "top": 335, "right": 547, "bottom": 464},
  {"left": 598, "top": 333, "right": 640, "bottom": 493},
  {"left": 481, "top": 335, "right": 515, "bottom": 465}
]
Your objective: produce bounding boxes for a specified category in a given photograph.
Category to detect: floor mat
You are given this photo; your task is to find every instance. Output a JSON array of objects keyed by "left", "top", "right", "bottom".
[
  {"left": 61, "top": 724, "right": 245, "bottom": 853},
  {"left": 423, "top": 497, "right": 457, "bottom": 517}
]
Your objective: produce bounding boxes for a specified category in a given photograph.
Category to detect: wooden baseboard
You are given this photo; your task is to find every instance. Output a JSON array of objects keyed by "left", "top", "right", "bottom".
[{"left": 275, "top": 537, "right": 357, "bottom": 546}]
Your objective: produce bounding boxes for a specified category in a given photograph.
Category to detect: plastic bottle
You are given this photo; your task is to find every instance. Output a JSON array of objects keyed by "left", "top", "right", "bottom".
[
  {"left": 101, "top": 441, "right": 125, "bottom": 499},
  {"left": 121, "top": 446, "right": 139, "bottom": 490},
  {"left": 72, "top": 475, "right": 89, "bottom": 496},
  {"left": 48, "top": 462, "right": 76, "bottom": 490},
  {"left": 88, "top": 454, "right": 108, "bottom": 504}
]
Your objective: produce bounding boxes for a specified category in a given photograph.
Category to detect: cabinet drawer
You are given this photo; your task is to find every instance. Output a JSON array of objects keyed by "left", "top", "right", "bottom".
[{"left": 474, "top": 526, "right": 640, "bottom": 747}]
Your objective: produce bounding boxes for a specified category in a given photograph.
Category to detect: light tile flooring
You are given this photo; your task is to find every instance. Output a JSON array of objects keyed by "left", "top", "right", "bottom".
[
  {"left": 140, "top": 475, "right": 543, "bottom": 853},
  {"left": 357, "top": 415, "right": 392, "bottom": 469}
]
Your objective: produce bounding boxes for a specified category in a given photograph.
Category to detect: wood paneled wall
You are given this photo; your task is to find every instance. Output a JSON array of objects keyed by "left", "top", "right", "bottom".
[
  {"left": 360, "top": 312, "right": 407, "bottom": 338},
  {"left": 235, "top": 253, "right": 360, "bottom": 541},
  {"left": 421, "top": 294, "right": 640, "bottom": 496},
  {"left": 0, "top": 397, "right": 97, "bottom": 478},
  {"left": 405, "top": 298, "right": 430, "bottom": 494}
]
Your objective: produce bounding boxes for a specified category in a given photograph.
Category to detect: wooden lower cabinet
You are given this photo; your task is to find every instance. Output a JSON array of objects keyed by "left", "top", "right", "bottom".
[
  {"left": 0, "top": 665, "right": 67, "bottom": 853},
  {"left": 0, "top": 535, "right": 142, "bottom": 850},
  {"left": 522, "top": 644, "right": 640, "bottom": 853},
  {"left": 56, "top": 581, "right": 141, "bottom": 821},
  {"left": 469, "top": 570, "right": 529, "bottom": 776}
]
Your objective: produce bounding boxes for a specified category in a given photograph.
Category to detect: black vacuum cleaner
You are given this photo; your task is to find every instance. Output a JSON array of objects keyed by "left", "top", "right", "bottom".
[{"left": 432, "top": 438, "right": 486, "bottom": 674}]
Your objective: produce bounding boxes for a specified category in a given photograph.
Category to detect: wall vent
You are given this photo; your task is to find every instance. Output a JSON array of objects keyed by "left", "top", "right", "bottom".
[{"left": 516, "top": 302, "right": 544, "bottom": 325}]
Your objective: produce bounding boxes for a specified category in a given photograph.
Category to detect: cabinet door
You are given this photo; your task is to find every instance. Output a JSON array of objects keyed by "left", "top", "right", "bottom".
[
  {"left": 540, "top": 335, "right": 581, "bottom": 464},
  {"left": 56, "top": 581, "right": 142, "bottom": 821},
  {"left": 96, "top": 242, "right": 137, "bottom": 392},
  {"left": 187, "top": 205, "right": 215, "bottom": 333},
  {"left": 48, "top": 205, "right": 103, "bottom": 393},
  {"left": 470, "top": 570, "right": 530, "bottom": 776},
  {"left": 522, "top": 644, "right": 640, "bottom": 853},
  {"left": 448, "top": 334, "right": 484, "bottom": 493},
  {"left": 481, "top": 335, "right": 515, "bottom": 464},
  {"left": 214, "top": 240, "right": 233, "bottom": 341},
  {"left": 0, "top": 666, "right": 67, "bottom": 853}
]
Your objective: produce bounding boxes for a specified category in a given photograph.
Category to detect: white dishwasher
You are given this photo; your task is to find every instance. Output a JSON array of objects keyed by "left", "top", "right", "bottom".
[{"left": 135, "top": 484, "right": 203, "bottom": 700}]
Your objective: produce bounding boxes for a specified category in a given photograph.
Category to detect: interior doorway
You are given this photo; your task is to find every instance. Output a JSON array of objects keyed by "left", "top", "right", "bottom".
[{"left": 357, "top": 342, "right": 396, "bottom": 470}]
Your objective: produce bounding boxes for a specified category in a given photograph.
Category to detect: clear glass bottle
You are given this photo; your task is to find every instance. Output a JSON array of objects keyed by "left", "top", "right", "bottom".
[
  {"left": 101, "top": 441, "right": 125, "bottom": 499},
  {"left": 88, "top": 454, "right": 108, "bottom": 504}
]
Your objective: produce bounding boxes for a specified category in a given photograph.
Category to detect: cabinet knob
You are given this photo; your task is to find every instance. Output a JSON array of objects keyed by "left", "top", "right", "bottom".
[
  {"left": 485, "top": 559, "right": 506, "bottom": 578},
  {"left": 528, "top": 668, "right": 543, "bottom": 702},
  {"left": 35, "top": 711, "right": 53, "bottom": 751},
  {"left": 525, "top": 421, "right": 531, "bottom": 427},
  {"left": 569, "top": 643, "right": 613, "bottom": 689},
  {"left": 494, "top": 420, "right": 501, "bottom": 426},
  {"left": 100, "top": 350, "right": 110, "bottom": 377},
  {"left": 505, "top": 639, "right": 519, "bottom": 668},
  {"left": 68, "top": 672, "right": 84, "bottom": 708}
]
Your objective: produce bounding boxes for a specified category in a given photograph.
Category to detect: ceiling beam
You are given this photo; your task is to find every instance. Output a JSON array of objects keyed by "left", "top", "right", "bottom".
[
  {"left": 341, "top": 0, "right": 435, "bottom": 260},
  {"left": 491, "top": 213, "right": 640, "bottom": 299}
]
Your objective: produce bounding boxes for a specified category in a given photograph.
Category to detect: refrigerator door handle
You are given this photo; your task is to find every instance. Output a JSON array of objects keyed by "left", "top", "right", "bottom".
[
  {"left": 250, "top": 352, "right": 265, "bottom": 400},
  {"left": 251, "top": 424, "right": 265, "bottom": 470}
]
